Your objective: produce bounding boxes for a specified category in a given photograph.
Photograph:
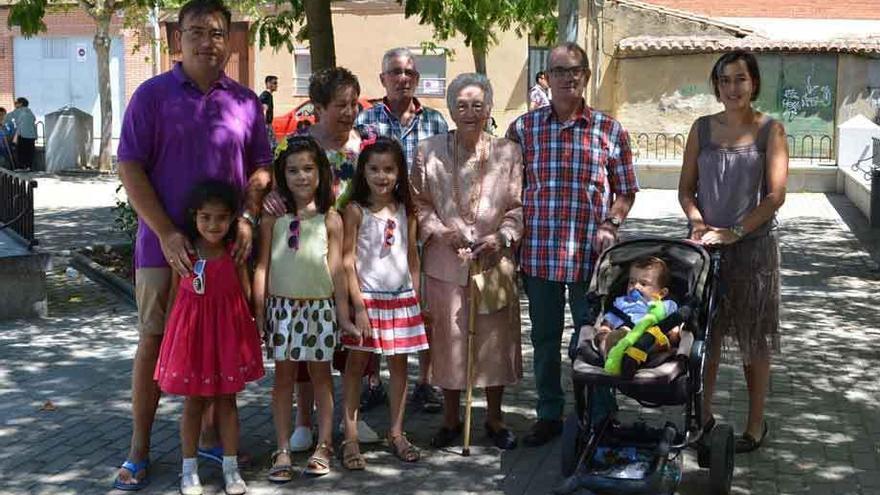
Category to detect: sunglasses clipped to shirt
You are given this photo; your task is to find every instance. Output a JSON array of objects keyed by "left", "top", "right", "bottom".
[
  {"left": 384, "top": 218, "right": 396, "bottom": 248},
  {"left": 288, "top": 217, "right": 301, "bottom": 251},
  {"left": 192, "top": 259, "right": 206, "bottom": 295}
]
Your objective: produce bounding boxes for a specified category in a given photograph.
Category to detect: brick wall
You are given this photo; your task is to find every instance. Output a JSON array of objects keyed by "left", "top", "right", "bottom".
[
  {"left": 122, "top": 28, "right": 158, "bottom": 104},
  {"left": 0, "top": 9, "right": 15, "bottom": 108},
  {"left": 640, "top": 0, "right": 880, "bottom": 19},
  {"left": 0, "top": 7, "right": 155, "bottom": 112}
]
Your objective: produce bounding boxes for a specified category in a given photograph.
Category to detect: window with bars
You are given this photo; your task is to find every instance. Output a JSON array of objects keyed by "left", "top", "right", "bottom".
[
  {"left": 41, "top": 38, "right": 69, "bottom": 59},
  {"left": 293, "top": 49, "right": 311, "bottom": 96},
  {"left": 414, "top": 51, "right": 446, "bottom": 97}
]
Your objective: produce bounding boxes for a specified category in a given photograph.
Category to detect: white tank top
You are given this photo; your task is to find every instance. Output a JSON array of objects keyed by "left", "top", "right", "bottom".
[{"left": 356, "top": 203, "right": 412, "bottom": 292}]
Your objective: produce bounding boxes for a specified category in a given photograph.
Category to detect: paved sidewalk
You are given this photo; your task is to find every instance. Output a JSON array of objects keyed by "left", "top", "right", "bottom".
[
  {"left": 28, "top": 171, "right": 128, "bottom": 253},
  {"left": 1, "top": 187, "right": 879, "bottom": 494}
]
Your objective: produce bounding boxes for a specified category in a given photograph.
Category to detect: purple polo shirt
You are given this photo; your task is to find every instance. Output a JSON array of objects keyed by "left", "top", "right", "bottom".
[{"left": 118, "top": 63, "right": 273, "bottom": 269}]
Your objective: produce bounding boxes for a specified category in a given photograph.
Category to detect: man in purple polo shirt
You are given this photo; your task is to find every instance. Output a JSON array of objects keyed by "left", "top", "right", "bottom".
[{"left": 113, "top": 0, "right": 272, "bottom": 490}]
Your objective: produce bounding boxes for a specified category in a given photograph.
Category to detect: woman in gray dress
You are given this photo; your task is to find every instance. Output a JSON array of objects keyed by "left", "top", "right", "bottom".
[{"left": 678, "top": 50, "right": 788, "bottom": 453}]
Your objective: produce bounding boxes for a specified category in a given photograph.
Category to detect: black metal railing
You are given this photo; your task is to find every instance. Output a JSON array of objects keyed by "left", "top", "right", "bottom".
[
  {"left": 786, "top": 134, "right": 834, "bottom": 161},
  {"left": 0, "top": 168, "right": 37, "bottom": 248},
  {"left": 633, "top": 132, "right": 835, "bottom": 162},
  {"left": 634, "top": 133, "right": 686, "bottom": 161}
]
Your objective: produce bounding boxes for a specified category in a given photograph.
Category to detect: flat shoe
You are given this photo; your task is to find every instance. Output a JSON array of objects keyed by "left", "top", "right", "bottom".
[
  {"left": 113, "top": 458, "right": 150, "bottom": 491},
  {"left": 388, "top": 433, "right": 420, "bottom": 462},
  {"left": 304, "top": 443, "right": 333, "bottom": 476},
  {"left": 523, "top": 419, "right": 562, "bottom": 447},
  {"left": 223, "top": 469, "right": 247, "bottom": 495},
  {"left": 485, "top": 423, "right": 518, "bottom": 450},
  {"left": 735, "top": 421, "right": 769, "bottom": 454},
  {"left": 431, "top": 423, "right": 463, "bottom": 448},
  {"left": 179, "top": 472, "right": 203, "bottom": 495},
  {"left": 339, "top": 439, "right": 366, "bottom": 471},
  {"left": 289, "top": 426, "right": 314, "bottom": 453},
  {"left": 266, "top": 449, "right": 294, "bottom": 483}
]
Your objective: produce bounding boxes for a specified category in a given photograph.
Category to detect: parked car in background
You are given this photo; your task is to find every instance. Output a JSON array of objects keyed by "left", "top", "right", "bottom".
[{"left": 272, "top": 97, "right": 381, "bottom": 141}]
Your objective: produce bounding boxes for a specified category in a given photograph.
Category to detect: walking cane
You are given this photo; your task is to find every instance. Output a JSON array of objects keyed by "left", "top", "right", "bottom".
[{"left": 462, "top": 258, "right": 481, "bottom": 457}]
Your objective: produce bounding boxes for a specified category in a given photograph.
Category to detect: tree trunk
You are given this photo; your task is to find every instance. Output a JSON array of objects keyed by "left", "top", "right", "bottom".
[
  {"left": 304, "top": 0, "right": 335, "bottom": 70},
  {"left": 94, "top": 17, "right": 113, "bottom": 171},
  {"left": 557, "top": 0, "right": 579, "bottom": 44},
  {"left": 472, "top": 44, "right": 487, "bottom": 76}
]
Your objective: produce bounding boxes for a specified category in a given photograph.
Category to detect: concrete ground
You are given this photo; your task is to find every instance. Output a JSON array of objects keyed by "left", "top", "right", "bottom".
[{"left": 1, "top": 174, "right": 878, "bottom": 494}]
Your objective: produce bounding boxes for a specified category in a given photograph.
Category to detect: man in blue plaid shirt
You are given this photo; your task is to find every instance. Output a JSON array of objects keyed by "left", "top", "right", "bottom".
[
  {"left": 355, "top": 47, "right": 448, "bottom": 414},
  {"left": 355, "top": 47, "right": 448, "bottom": 171},
  {"left": 507, "top": 42, "right": 639, "bottom": 447}
]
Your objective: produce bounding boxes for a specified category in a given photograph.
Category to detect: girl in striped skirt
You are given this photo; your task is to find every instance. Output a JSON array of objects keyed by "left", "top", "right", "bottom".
[{"left": 339, "top": 137, "right": 429, "bottom": 469}]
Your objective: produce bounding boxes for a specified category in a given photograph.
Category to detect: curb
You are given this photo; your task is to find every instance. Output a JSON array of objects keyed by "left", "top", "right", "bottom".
[{"left": 69, "top": 252, "right": 136, "bottom": 308}]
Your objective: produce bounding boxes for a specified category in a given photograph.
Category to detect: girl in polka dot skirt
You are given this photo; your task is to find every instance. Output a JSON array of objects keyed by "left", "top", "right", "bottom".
[{"left": 253, "top": 135, "right": 352, "bottom": 479}]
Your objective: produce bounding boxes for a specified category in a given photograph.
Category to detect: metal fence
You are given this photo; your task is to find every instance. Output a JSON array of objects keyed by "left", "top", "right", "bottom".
[
  {"left": 0, "top": 168, "right": 38, "bottom": 248},
  {"left": 633, "top": 132, "right": 835, "bottom": 162},
  {"left": 634, "top": 133, "right": 687, "bottom": 162}
]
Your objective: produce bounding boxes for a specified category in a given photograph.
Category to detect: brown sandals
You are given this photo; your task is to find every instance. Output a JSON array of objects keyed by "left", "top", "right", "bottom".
[
  {"left": 305, "top": 442, "right": 334, "bottom": 476},
  {"left": 388, "top": 433, "right": 420, "bottom": 463},
  {"left": 267, "top": 449, "right": 294, "bottom": 483},
  {"left": 340, "top": 439, "right": 367, "bottom": 470}
]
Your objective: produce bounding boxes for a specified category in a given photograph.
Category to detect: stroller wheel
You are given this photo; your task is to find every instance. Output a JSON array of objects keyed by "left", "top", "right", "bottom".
[
  {"left": 560, "top": 413, "right": 583, "bottom": 477},
  {"left": 708, "top": 424, "right": 734, "bottom": 494}
]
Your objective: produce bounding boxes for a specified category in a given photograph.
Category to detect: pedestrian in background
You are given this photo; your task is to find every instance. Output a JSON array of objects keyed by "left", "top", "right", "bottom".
[
  {"left": 259, "top": 75, "right": 278, "bottom": 149},
  {"left": 7, "top": 97, "right": 37, "bottom": 171}
]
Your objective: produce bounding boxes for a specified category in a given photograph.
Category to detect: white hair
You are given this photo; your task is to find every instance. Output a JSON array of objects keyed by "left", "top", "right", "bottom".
[
  {"left": 446, "top": 73, "right": 494, "bottom": 111},
  {"left": 382, "top": 47, "right": 416, "bottom": 72}
]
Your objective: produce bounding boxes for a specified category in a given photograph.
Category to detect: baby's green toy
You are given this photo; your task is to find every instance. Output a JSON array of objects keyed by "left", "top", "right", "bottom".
[{"left": 603, "top": 300, "right": 669, "bottom": 376}]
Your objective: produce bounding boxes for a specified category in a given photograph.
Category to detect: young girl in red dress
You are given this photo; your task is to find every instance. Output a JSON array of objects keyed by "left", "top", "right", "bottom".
[{"left": 153, "top": 180, "right": 264, "bottom": 495}]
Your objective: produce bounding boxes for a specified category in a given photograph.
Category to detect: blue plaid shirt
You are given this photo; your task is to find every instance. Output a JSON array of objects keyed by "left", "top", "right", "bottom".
[{"left": 355, "top": 98, "right": 448, "bottom": 170}]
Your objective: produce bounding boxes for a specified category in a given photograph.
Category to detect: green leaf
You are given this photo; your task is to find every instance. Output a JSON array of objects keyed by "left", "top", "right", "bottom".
[{"left": 397, "top": 0, "right": 557, "bottom": 75}]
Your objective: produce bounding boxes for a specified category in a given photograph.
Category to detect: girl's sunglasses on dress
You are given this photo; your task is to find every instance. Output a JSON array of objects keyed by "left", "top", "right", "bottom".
[
  {"left": 192, "top": 259, "right": 206, "bottom": 295},
  {"left": 288, "top": 217, "right": 301, "bottom": 250},
  {"left": 384, "top": 218, "right": 396, "bottom": 248}
]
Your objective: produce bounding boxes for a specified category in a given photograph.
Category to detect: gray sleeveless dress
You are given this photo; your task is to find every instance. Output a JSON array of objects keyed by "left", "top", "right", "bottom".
[{"left": 696, "top": 115, "right": 781, "bottom": 361}]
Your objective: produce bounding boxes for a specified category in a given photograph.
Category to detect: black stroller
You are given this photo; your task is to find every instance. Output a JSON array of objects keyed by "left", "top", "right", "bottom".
[{"left": 558, "top": 239, "right": 734, "bottom": 495}]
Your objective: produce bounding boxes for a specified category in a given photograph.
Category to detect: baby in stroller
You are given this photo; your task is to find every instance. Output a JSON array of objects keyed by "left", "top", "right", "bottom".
[
  {"left": 592, "top": 256, "right": 680, "bottom": 366},
  {"left": 560, "top": 240, "right": 734, "bottom": 495}
]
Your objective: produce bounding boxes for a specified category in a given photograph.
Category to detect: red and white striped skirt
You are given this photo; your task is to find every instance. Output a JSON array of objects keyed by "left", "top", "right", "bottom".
[{"left": 342, "top": 287, "right": 429, "bottom": 355}]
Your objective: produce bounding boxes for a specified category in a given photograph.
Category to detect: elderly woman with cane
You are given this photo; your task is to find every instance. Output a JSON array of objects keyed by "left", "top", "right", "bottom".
[{"left": 411, "top": 73, "right": 524, "bottom": 451}]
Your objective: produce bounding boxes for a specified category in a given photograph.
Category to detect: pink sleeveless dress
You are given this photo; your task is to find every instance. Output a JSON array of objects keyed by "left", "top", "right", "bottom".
[{"left": 154, "top": 249, "right": 265, "bottom": 396}]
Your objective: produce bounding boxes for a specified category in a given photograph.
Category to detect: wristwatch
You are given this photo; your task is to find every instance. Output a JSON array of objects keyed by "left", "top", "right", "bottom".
[
  {"left": 498, "top": 231, "right": 512, "bottom": 248},
  {"left": 240, "top": 211, "right": 260, "bottom": 227},
  {"left": 603, "top": 217, "right": 622, "bottom": 228},
  {"left": 731, "top": 223, "right": 746, "bottom": 239}
]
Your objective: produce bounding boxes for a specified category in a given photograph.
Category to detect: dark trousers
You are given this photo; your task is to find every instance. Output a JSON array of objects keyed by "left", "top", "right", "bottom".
[
  {"left": 523, "top": 274, "right": 591, "bottom": 420},
  {"left": 15, "top": 137, "right": 35, "bottom": 170},
  {"left": 523, "top": 274, "right": 618, "bottom": 424}
]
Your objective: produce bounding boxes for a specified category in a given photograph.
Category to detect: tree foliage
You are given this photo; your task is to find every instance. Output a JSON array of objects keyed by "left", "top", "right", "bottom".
[
  {"left": 7, "top": 0, "right": 338, "bottom": 171},
  {"left": 399, "top": 0, "right": 556, "bottom": 74},
  {"left": 251, "top": 0, "right": 337, "bottom": 71},
  {"left": 7, "top": 0, "right": 167, "bottom": 170}
]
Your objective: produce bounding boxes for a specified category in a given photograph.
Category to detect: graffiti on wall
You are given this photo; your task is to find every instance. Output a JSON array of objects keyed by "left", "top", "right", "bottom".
[
  {"left": 754, "top": 54, "right": 837, "bottom": 138},
  {"left": 781, "top": 74, "right": 833, "bottom": 121}
]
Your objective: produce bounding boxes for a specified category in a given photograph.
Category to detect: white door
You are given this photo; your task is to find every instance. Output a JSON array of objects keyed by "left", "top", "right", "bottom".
[{"left": 13, "top": 36, "right": 126, "bottom": 156}]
